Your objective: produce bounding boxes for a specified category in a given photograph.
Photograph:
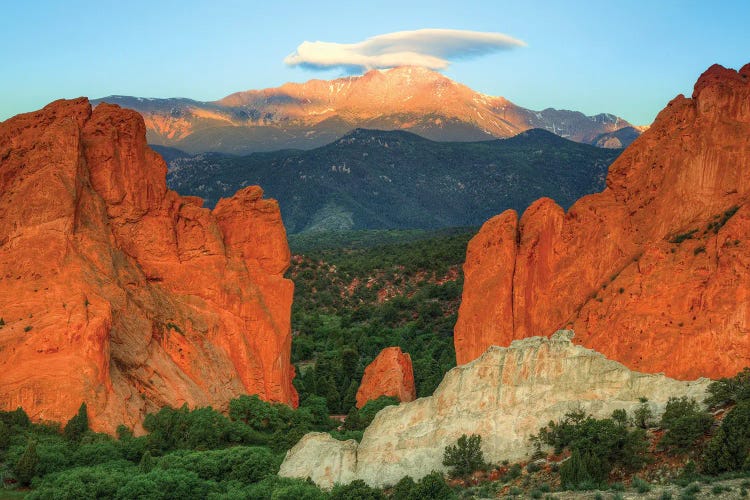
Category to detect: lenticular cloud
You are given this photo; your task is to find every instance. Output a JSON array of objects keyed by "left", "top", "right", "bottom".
[{"left": 284, "top": 28, "right": 526, "bottom": 71}]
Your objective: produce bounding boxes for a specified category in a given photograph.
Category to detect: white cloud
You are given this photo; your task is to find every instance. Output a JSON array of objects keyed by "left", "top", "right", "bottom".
[{"left": 284, "top": 29, "right": 526, "bottom": 71}]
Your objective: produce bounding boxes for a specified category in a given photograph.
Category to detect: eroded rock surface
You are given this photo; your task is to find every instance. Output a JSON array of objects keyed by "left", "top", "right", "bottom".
[
  {"left": 0, "top": 98, "right": 297, "bottom": 432},
  {"left": 455, "top": 63, "right": 750, "bottom": 379},
  {"left": 355, "top": 347, "right": 416, "bottom": 408},
  {"left": 280, "top": 332, "right": 709, "bottom": 488}
]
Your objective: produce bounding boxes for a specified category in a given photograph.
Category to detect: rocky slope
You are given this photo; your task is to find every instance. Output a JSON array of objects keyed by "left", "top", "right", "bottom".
[
  {"left": 454, "top": 63, "right": 750, "bottom": 380},
  {"left": 94, "top": 66, "right": 638, "bottom": 154},
  {"left": 279, "top": 331, "right": 710, "bottom": 488},
  {"left": 0, "top": 98, "right": 297, "bottom": 433},
  {"left": 355, "top": 347, "right": 416, "bottom": 408}
]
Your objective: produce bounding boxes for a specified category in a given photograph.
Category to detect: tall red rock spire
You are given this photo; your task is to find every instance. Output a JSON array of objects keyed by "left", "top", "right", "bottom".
[
  {"left": 455, "top": 63, "right": 750, "bottom": 380},
  {"left": 0, "top": 98, "right": 297, "bottom": 432}
]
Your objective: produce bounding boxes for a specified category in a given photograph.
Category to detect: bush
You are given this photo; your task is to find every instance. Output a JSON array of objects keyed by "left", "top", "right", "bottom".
[
  {"left": 634, "top": 399, "right": 654, "bottom": 429},
  {"left": 395, "top": 472, "right": 456, "bottom": 500},
  {"left": 536, "top": 410, "right": 648, "bottom": 489},
  {"left": 702, "top": 401, "right": 750, "bottom": 474},
  {"left": 116, "top": 467, "right": 219, "bottom": 499},
  {"left": 157, "top": 446, "right": 280, "bottom": 483},
  {"left": 632, "top": 476, "right": 651, "bottom": 493},
  {"left": 442, "top": 434, "right": 486, "bottom": 478},
  {"left": 417, "top": 472, "right": 455, "bottom": 499},
  {"left": 560, "top": 449, "right": 605, "bottom": 489},
  {"left": 705, "top": 368, "right": 750, "bottom": 408},
  {"left": 330, "top": 479, "right": 385, "bottom": 499},
  {"left": 72, "top": 440, "right": 123, "bottom": 467},
  {"left": 270, "top": 481, "right": 328, "bottom": 500},
  {"left": 659, "top": 397, "right": 712, "bottom": 454}
]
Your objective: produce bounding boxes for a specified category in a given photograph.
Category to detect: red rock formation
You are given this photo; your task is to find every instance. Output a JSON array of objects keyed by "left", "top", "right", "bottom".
[
  {"left": 356, "top": 347, "right": 416, "bottom": 408},
  {"left": 455, "top": 63, "right": 750, "bottom": 380},
  {"left": 0, "top": 98, "right": 297, "bottom": 433}
]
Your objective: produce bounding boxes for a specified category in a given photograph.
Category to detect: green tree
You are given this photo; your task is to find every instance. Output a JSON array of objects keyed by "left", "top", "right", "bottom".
[
  {"left": 352, "top": 396, "right": 399, "bottom": 430},
  {"left": 659, "top": 397, "right": 712, "bottom": 454},
  {"left": 0, "top": 420, "right": 10, "bottom": 450},
  {"left": 229, "top": 395, "right": 279, "bottom": 431},
  {"left": 0, "top": 407, "right": 30, "bottom": 428},
  {"left": 442, "top": 434, "right": 486, "bottom": 477},
  {"left": 412, "top": 472, "right": 456, "bottom": 499},
  {"left": 705, "top": 367, "right": 750, "bottom": 407},
  {"left": 139, "top": 450, "right": 154, "bottom": 473},
  {"left": 64, "top": 402, "right": 89, "bottom": 442},
  {"left": 392, "top": 476, "right": 418, "bottom": 500},
  {"left": 633, "top": 398, "right": 653, "bottom": 429},
  {"left": 330, "top": 479, "right": 385, "bottom": 500},
  {"left": 536, "top": 410, "right": 648, "bottom": 489},
  {"left": 14, "top": 439, "right": 39, "bottom": 486},
  {"left": 702, "top": 401, "right": 750, "bottom": 474},
  {"left": 560, "top": 449, "right": 605, "bottom": 489}
]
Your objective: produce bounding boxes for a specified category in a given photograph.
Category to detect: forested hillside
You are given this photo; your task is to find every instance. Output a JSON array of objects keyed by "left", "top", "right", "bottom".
[{"left": 287, "top": 228, "right": 474, "bottom": 414}]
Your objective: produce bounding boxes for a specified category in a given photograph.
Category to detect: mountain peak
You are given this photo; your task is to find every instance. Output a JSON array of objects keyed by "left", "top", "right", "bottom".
[{"left": 98, "top": 70, "right": 639, "bottom": 154}]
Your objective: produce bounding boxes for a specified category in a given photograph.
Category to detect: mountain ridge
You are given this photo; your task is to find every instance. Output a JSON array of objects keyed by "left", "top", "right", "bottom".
[
  {"left": 93, "top": 66, "right": 640, "bottom": 154},
  {"left": 165, "top": 127, "right": 622, "bottom": 233}
]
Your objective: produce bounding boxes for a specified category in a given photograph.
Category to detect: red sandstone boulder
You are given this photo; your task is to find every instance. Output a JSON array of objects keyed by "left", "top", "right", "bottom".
[
  {"left": 455, "top": 63, "right": 750, "bottom": 380},
  {"left": 0, "top": 98, "right": 297, "bottom": 433},
  {"left": 356, "top": 347, "right": 416, "bottom": 408}
]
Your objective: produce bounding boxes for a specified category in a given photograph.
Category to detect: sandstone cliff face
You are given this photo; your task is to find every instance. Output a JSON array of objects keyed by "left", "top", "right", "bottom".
[
  {"left": 455, "top": 63, "right": 750, "bottom": 379},
  {"left": 355, "top": 347, "right": 416, "bottom": 408},
  {"left": 279, "top": 332, "right": 710, "bottom": 488},
  {"left": 0, "top": 98, "right": 297, "bottom": 432}
]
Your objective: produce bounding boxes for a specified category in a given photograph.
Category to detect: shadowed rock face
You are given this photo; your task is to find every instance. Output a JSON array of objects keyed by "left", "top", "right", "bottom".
[
  {"left": 0, "top": 98, "right": 297, "bottom": 433},
  {"left": 455, "top": 63, "right": 750, "bottom": 379},
  {"left": 279, "top": 332, "right": 710, "bottom": 488},
  {"left": 355, "top": 347, "right": 416, "bottom": 408}
]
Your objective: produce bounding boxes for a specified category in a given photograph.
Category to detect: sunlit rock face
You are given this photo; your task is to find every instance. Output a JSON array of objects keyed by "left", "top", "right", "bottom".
[
  {"left": 355, "top": 347, "right": 416, "bottom": 408},
  {"left": 279, "top": 332, "right": 710, "bottom": 488},
  {"left": 0, "top": 98, "right": 297, "bottom": 433},
  {"left": 455, "top": 63, "right": 750, "bottom": 380}
]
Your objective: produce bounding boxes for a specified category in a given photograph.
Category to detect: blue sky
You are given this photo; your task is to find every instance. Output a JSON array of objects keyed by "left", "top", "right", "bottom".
[{"left": 1, "top": 0, "right": 748, "bottom": 124}]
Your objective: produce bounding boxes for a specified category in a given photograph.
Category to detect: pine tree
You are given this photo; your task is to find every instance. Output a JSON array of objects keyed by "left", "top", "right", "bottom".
[
  {"left": 442, "top": 434, "right": 486, "bottom": 477},
  {"left": 63, "top": 402, "right": 89, "bottom": 442},
  {"left": 14, "top": 439, "right": 38, "bottom": 486},
  {"left": 0, "top": 421, "right": 10, "bottom": 450},
  {"left": 139, "top": 450, "right": 154, "bottom": 473}
]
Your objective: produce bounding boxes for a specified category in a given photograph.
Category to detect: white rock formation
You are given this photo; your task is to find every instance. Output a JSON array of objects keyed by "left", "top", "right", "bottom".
[{"left": 279, "top": 331, "right": 710, "bottom": 488}]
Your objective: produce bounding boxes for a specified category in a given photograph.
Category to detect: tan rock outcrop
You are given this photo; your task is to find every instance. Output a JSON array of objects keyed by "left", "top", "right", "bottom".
[
  {"left": 455, "top": 63, "right": 750, "bottom": 379},
  {"left": 355, "top": 347, "right": 416, "bottom": 408},
  {"left": 280, "top": 332, "right": 709, "bottom": 488},
  {"left": 0, "top": 98, "right": 297, "bottom": 433}
]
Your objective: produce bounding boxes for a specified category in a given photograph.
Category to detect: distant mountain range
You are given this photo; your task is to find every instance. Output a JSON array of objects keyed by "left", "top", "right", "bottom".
[
  {"left": 163, "top": 128, "right": 622, "bottom": 233},
  {"left": 96, "top": 66, "right": 643, "bottom": 154}
]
